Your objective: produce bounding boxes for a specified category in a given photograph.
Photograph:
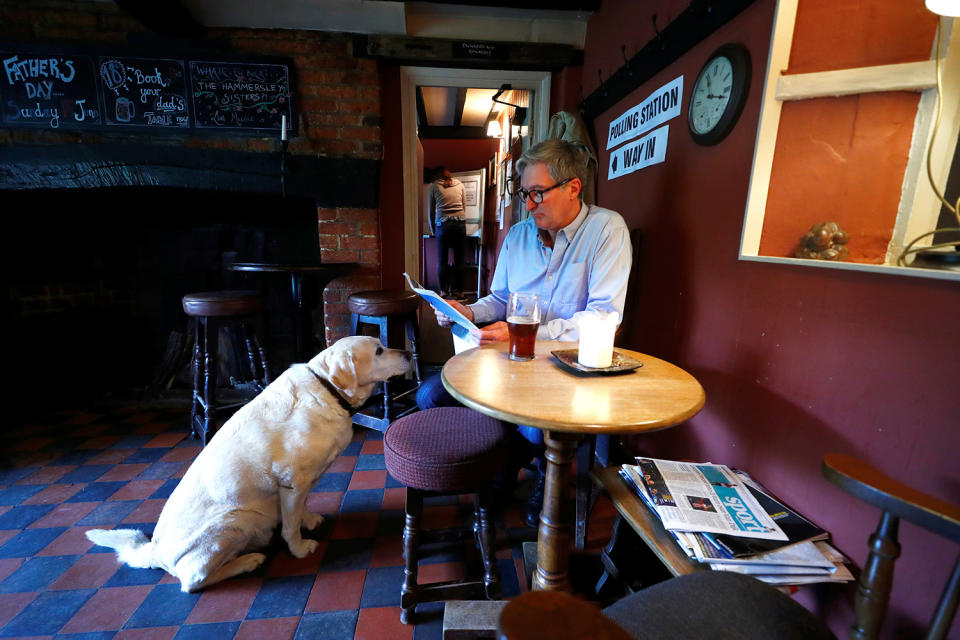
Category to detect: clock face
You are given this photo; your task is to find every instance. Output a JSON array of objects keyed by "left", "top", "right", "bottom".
[
  {"left": 689, "top": 56, "right": 733, "bottom": 135},
  {"left": 687, "top": 44, "right": 751, "bottom": 146}
]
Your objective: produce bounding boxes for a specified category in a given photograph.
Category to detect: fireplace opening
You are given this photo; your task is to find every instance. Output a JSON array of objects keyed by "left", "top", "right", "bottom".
[{"left": 2, "top": 187, "right": 321, "bottom": 422}]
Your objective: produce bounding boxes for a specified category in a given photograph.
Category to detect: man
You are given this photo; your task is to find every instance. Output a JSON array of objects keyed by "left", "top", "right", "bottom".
[
  {"left": 419, "top": 139, "right": 632, "bottom": 523},
  {"left": 428, "top": 167, "right": 468, "bottom": 297}
]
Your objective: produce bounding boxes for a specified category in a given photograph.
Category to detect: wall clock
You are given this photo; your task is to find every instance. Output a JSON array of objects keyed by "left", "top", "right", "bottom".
[{"left": 688, "top": 44, "right": 751, "bottom": 146}]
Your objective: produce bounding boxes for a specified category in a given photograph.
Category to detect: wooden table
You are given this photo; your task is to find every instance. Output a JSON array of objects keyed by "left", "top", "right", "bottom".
[
  {"left": 230, "top": 261, "right": 356, "bottom": 362},
  {"left": 441, "top": 340, "right": 705, "bottom": 591}
]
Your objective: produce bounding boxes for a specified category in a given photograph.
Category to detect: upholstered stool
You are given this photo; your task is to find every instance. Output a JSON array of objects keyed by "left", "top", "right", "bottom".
[
  {"left": 384, "top": 408, "right": 508, "bottom": 624},
  {"left": 182, "top": 290, "right": 270, "bottom": 445},
  {"left": 348, "top": 289, "right": 422, "bottom": 431}
]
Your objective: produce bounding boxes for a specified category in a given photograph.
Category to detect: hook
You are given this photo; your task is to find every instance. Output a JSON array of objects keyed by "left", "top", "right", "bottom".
[
  {"left": 652, "top": 13, "right": 664, "bottom": 51},
  {"left": 621, "top": 44, "right": 634, "bottom": 77},
  {"left": 597, "top": 69, "right": 608, "bottom": 97}
]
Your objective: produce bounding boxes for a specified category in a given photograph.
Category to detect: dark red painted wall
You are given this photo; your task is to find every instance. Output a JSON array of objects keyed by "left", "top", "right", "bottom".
[
  {"left": 422, "top": 138, "right": 499, "bottom": 174},
  {"left": 580, "top": 0, "right": 960, "bottom": 637}
]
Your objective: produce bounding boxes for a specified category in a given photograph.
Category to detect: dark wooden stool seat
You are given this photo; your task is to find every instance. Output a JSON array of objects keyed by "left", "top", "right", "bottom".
[
  {"left": 348, "top": 289, "right": 422, "bottom": 431},
  {"left": 182, "top": 290, "right": 271, "bottom": 445},
  {"left": 384, "top": 408, "right": 508, "bottom": 624}
]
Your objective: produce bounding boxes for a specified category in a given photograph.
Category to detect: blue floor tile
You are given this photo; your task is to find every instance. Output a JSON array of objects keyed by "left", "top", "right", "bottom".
[
  {"left": 149, "top": 478, "right": 181, "bottom": 499},
  {"left": 413, "top": 601, "right": 445, "bottom": 640},
  {"left": 385, "top": 473, "right": 404, "bottom": 489},
  {"left": 58, "top": 465, "right": 113, "bottom": 483},
  {"left": 76, "top": 500, "right": 142, "bottom": 526},
  {"left": 359, "top": 565, "right": 404, "bottom": 608},
  {"left": 0, "top": 484, "right": 45, "bottom": 506},
  {"left": 123, "top": 583, "right": 202, "bottom": 628},
  {"left": 49, "top": 450, "right": 101, "bottom": 466},
  {"left": 102, "top": 563, "right": 167, "bottom": 587},
  {"left": 135, "top": 461, "right": 183, "bottom": 480},
  {"left": 110, "top": 435, "right": 157, "bottom": 450},
  {"left": 124, "top": 448, "right": 170, "bottom": 464},
  {"left": 340, "top": 489, "right": 384, "bottom": 513},
  {"left": 341, "top": 441, "right": 363, "bottom": 456},
  {"left": 0, "top": 588, "right": 95, "bottom": 636},
  {"left": 355, "top": 454, "right": 385, "bottom": 471},
  {"left": 319, "top": 538, "right": 373, "bottom": 572},
  {"left": 312, "top": 472, "right": 351, "bottom": 492},
  {"left": 0, "top": 555, "right": 80, "bottom": 593},
  {"left": 0, "top": 504, "right": 57, "bottom": 530},
  {"left": 376, "top": 510, "right": 404, "bottom": 537},
  {"left": 294, "top": 610, "right": 358, "bottom": 640},
  {"left": 173, "top": 621, "right": 241, "bottom": 640},
  {"left": 0, "top": 467, "right": 36, "bottom": 486},
  {"left": 0, "top": 527, "right": 66, "bottom": 558},
  {"left": 66, "top": 482, "right": 127, "bottom": 502},
  {"left": 364, "top": 430, "right": 383, "bottom": 441},
  {"left": 246, "top": 575, "right": 315, "bottom": 619}
]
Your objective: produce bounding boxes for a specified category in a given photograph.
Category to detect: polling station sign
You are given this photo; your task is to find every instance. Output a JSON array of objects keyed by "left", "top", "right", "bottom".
[
  {"left": 607, "top": 125, "right": 669, "bottom": 180},
  {"left": 605, "top": 76, "right": 682, "bottom": 151}
]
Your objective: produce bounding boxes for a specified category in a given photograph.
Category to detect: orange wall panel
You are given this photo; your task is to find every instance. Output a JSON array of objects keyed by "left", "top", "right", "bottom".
[{"left": 759, "top": 92, "right": 919, "bottom": 261}]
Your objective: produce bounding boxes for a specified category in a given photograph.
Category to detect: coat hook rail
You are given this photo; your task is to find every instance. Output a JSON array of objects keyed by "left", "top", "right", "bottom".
[{"left": 579, "top": 0, "right": 756, "bottom": 123}]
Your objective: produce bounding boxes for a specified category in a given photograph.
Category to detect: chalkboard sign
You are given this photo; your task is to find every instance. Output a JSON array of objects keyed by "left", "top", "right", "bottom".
[
  {"left": 1, "top": 51, "right": 102, "bottom": 128},
  {"left": 98, "top": 56, "right": 190, "bottom": 128},
  {"left": 190, "top": 61, "right": 291, "bottom": 131}
]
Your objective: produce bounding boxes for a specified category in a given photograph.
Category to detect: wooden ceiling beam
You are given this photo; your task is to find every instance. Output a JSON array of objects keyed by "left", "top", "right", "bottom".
[{"left": 355, "top": 35, "right": 582, "bottom": 70}]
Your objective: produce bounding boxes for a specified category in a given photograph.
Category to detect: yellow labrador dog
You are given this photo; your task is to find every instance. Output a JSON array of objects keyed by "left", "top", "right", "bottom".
[{"left": 86, "top": 336, "right": 410, "bottom": 592}]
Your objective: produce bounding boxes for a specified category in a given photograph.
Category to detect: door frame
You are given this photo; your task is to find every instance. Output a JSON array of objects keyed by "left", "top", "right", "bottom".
[{"left": 400, "top": 67, "right": 551, "bottom": 280}]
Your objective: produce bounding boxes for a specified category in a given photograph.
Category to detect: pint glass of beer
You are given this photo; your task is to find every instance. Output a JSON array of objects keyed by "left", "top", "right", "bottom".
[{"left": 507, "top": 292, "right": 540, "bottom": 361}]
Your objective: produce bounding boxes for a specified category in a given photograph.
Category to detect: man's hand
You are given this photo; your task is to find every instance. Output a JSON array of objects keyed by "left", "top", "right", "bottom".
[
  {"left": 476, "top": 321, "right": 509, "bottom": 345},
  {"left": 434, "top": 299, "right": 473, "bottom": 327}
]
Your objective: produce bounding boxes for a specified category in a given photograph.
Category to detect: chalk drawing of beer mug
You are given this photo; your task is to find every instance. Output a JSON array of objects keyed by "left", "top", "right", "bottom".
[{"left": 116, "top": 97, "right": 134, "bottom": 122}]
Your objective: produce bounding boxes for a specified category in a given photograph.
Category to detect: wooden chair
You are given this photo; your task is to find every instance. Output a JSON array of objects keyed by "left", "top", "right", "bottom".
[{"left": 499, "top": 453, "right": 960, "bottom": 640}]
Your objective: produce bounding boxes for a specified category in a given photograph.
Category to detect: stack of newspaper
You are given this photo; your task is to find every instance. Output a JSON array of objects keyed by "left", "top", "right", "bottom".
[{"left": 620, "top": 458, "right": 854, "bottom": 587}]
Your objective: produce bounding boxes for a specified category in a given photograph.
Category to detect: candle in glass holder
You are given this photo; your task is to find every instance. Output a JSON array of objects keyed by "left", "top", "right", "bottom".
[
  {"left": 281, "top": 115, "right": 287, "bottom": 141},
  {"left": 578, "top": 311, "right": 619, "bottom": 368}
]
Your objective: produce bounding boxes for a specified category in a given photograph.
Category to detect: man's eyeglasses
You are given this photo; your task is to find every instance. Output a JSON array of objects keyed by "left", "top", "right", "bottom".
[{"left": 508, "top": 177, "right": 573, "bottom": 204}]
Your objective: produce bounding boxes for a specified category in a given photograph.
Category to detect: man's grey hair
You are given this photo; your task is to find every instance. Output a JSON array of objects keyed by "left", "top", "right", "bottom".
[{"left": 515, "top": 140, "right": 591, "bottom": 200}]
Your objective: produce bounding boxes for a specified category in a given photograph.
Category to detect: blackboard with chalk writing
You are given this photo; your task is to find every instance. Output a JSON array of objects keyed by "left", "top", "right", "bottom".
[
  {"left": 0, "top": 51, "right": 102, "bottom": 129},
  {"left": 98, "top": 56, "right": 190, "bottom": 128},
  {"left": 189, "top": 61, "right": 292, "bottom": 132}
]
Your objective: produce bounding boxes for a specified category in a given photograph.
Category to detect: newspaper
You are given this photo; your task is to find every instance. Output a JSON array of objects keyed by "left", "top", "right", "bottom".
[
  {"left": 622, "top": 458, "right": 788, "bottom": 541},
  {"left": 403, "top": 272, "right": 480, "bottom": 353}
]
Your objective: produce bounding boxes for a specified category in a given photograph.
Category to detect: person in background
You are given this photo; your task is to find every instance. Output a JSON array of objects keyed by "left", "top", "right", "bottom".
[
  {"left": 417, "top": 140, "right": 632, "bottom": 525},
  {"left": 429, "top": 166, "right": 468, "bottom": 297}
]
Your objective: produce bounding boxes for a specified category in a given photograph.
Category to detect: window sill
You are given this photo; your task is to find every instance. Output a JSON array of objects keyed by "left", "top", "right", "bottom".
[{"left": 738, "top": 254, "right": 960, "bottom": 282}]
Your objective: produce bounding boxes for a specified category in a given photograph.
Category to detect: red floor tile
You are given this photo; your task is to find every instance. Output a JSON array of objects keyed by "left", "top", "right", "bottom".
[
  {"left": 86, "top": 449, "right": 137, "bottom": 465},
  {"left": 37, "top": 526, "right": 98, "bottom": 556},
  {"left": 327, "top": 456, "right": 357, "bottom": 473},
  {"left": 49, "top": 553, "right": 123, "bottom": 590},
  {"left": 306, "top": 492, "right": 343, "bottom": 515},
  {"left": 235, "top": 617, "right": 299, "bottom": 640},
  {"left": 360, "top": 440, "right": 384, "bottom": 455},
  {"left": 97, "top": 464, "right": 151, "bottom": 483},
  {"left": 122, "top": 499, "right": 166, "bottom": 524},
  {"left": 0, "top": 530, "right": 16, "bottom": 548},
  {"left": 15, "top": 465, "right": 77, "bottom": 485},
  {"left": 59, "top": 585, "right": 153, "bottom": 633},
  {"left": 0, "top": 592, "right": 39, "bottom": 629},
  {"left": 27, "top": 501, "right": 97, "bottom": 528},
  {"left": 143, "top": 433, "right": 186, "bottom": 448},
  {"left": 9, "top": 437, "right": 56, "bottom": 451},
  {"left": 348, "top": 469, "right": 386, "bottom": 491},
  {"left": 381, "top": 487, "right": 406, "bottom": 511},
  {"left": 114, "top": 626, "right": 179, "bottom": 640},
  {"left": 185, "top": 577, "right": 261, "bottom": 624},
  {"left": 0, "top": 558, "right": 24, "bottom": 583},
  {"left": 355, "top": 605, "right": 413, "bottom": 640},
  {"left": 370, "top": 536, "right": 403, "bottom": 568},
  {"left": 159, "top": 446, "right": 201, "bottom": 463},
  {"left": 109, "top": 480, "right": 166, "bottom": 501},
  {"left": 422, "top": 505, "right": 461, "bottom": 529},
  {"left": 267, "top": 543, "right": 327, "bottom": 577},
  {"left": 21, "top": 483, "right": 85, "bottom": 506},
  {"left": 418, "top": 561, "right": 467, "bottom": 584},
  {"left": 304, "top": 569, "right": 366, "bottom": 612},
  {"left": 331, "top": 512, "right": 380, "bottom": 540},
  {"left": 76, "top": 436, "right": 123, "bottom": 450}
]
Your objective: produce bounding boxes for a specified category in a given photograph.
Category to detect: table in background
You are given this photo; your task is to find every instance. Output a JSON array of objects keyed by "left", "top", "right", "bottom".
[
  {"left": 441, "top": 340, "right": 705, "bottom": 592},
  {"left": 229, "top": 261, "right": 356, "bottom": 363}
]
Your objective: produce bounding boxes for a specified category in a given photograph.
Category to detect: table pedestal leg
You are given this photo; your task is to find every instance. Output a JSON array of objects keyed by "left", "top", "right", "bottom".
[{"left": 533, "top": 430, "right": 581, "bottom": 591}]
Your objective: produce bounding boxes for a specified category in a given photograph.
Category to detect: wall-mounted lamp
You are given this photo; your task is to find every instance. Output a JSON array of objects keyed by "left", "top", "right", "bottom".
[
  {"left": 926, "top": 0, "right": 960, "bottom": 16},
  {"left": 486, "top": 120, "right": 503, "bottom": 139}
]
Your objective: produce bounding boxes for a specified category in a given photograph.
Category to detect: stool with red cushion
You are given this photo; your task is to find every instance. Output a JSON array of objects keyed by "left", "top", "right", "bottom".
[{"left": 384, "top": 407, "right": 508, "bottom": 624}]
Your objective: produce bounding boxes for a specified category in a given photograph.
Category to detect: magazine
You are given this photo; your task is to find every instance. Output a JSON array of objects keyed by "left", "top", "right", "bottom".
[
  {"left": 621, "top": 458, "right": 787, "bottom": 540},
  {"left": 403, "top": 272, "right": 480, "bottom": 353}
]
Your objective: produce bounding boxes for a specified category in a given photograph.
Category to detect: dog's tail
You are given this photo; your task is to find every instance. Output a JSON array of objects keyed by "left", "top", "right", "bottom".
[{"left": 85, "top": 528, "right": 157, "bottom": 568}]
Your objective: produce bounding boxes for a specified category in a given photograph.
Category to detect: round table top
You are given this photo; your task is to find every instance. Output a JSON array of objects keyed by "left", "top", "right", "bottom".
[
  {"left": 441, "top": 341, "right": 705, "bottom": 435},
  {"left": 229, "top": 261, "right": 356, "bottom": 274}
]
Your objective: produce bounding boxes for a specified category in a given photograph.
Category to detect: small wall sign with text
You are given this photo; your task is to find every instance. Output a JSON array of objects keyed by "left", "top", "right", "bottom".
[
  {"left": 1, "top": 51, "right": 101, "bottom": 128},
  {"left": 190, "top": 61, "right": 291, "bottom": 131},
  {"left": 608, "top": 125, "right": 669, "bottom": 180},
  {"left": 606, "top": 76, "right": 683, "bottom": 151},
  {"left": 99, "top": 57, "right": 190, "bottom": 128}
]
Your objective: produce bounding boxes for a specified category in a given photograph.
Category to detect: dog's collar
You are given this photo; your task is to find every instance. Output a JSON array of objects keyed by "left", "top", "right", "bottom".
[{"left": 304, "top": 366, "right": 355, "bottom": 414}]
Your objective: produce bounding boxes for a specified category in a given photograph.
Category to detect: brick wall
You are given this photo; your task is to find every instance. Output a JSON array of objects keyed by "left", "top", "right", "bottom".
[{"left": 0, "top": 0, "right": 385, "bottom": 344}]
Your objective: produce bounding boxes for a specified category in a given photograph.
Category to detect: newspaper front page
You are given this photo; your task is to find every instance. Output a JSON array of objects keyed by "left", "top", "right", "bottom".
[{"left": 623, "top": 458, "right": 788, "bottom": 540}]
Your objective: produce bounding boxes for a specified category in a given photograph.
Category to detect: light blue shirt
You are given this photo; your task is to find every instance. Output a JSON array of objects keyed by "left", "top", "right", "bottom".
[{"left": 470, "top": 202, "right": 632, "bottom": 341}]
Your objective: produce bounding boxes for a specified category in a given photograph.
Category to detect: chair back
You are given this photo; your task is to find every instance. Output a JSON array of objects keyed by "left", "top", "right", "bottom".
[{"left": 822, "top": 453, "right": 960, "bottom": 640}]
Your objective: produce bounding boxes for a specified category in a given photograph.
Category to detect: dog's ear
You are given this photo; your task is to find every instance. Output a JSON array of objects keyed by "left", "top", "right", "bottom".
[{"left": 317, "top": 348, "right": 359, "bottom": 398}]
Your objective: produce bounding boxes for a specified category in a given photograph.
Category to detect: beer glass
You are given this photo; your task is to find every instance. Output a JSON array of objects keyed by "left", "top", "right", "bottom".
[{"left": 507, "top": 292, "right": 540, "bottom": 361}]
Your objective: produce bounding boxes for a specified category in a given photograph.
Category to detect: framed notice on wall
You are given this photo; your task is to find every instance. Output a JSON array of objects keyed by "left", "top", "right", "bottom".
[
  {"left": 189, "top": 60, "right": 292, "bottom": 132},
  {"left": 452, "top": 168, "right": 486, "bottom": 239},
  {"left": 98, "top": 56, "right": 190, "bottom": 128},
  {"left": 0, "top": 50, "right": 102, "bottom": 128}
]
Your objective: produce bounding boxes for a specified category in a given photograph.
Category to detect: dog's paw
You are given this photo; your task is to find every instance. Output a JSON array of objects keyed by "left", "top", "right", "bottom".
[
  {"left": 288, "top": 539, "right": 318, "bottom": 558},
  {"left": 241, "top": 553, "right": 267, "bottom": 571},
  {"left": 301, "top": 512, "right": 324, "bottom": 530}
]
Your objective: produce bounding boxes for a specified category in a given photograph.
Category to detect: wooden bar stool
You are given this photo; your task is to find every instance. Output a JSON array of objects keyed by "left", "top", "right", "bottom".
[
  {"left": 182, "top": 290, "right": 271, "bottom": 445},
  {"left": 348, "top": 289, "right": 422, "bottom": 431},
  {"left": 383, "top": 408, "right": 507, "bottom": 624}
]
